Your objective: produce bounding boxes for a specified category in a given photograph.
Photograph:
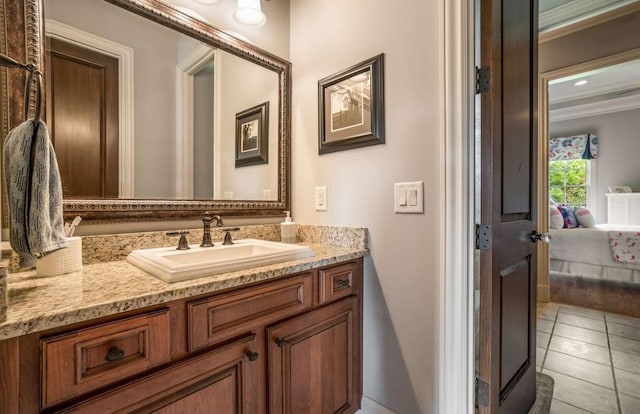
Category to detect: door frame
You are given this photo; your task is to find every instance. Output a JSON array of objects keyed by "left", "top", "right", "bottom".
[
  {"left": 440, "top": 0, "right": 476, "bottom": 412},
  {"left": 536, "top": 47, "right": 640, "bottom": 302},
  {"left": 45, "top": 19, "right": 135, "bottom": 198}
]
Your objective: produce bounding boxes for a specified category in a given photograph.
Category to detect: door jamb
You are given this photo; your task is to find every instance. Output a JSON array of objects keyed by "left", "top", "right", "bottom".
[
  {"left": 440, "top": 0, "right": 476, "bottom": 412},
  {"left": 537, "top": 47, "right": 640, "bottom": 302}
]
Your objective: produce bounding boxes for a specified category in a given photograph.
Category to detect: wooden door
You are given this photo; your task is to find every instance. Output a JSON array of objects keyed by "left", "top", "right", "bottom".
[
  {"left": 267, "top": 297, "right": 361, "bottom": 414},
  {"left": 45, "top": 37, "right": 119, "bottom": 198},
  {"left": 477, "top": 0, "right": 539, "bottom": 413},
  {"left": 60, "top": 334, "right": 264, "bottom": 413}
]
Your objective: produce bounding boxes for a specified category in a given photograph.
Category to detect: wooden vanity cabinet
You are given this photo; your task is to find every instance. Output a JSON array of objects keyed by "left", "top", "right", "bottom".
[
  {"left": 0, "top": 258, "right": 363, "bottom": 414},
  {"left": 59, "top": 334, "right": 264, "bottom": 414}
]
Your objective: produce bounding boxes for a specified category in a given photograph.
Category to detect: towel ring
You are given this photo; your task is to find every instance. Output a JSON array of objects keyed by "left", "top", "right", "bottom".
[
  {"left": 23, "top": 68, "right": 43, "bottom": 124},
  {"left": 0, "top": 53, "right": 43, "bottom": 123}
]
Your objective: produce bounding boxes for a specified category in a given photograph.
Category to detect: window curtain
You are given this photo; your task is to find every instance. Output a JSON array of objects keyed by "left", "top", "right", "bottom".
[{"left": 549, "top": 133, "right": 598, "bottom": 161}]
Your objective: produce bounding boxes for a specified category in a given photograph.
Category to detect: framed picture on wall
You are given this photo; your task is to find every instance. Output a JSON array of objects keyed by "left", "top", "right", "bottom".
[
  {"left": 318, "top": 54, "right": 385, "bottom": 154},
  {"left": 235, "top": 101, "right": 269, "bottom": 168}
]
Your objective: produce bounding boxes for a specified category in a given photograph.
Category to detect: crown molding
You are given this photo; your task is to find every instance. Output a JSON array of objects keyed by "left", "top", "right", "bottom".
[
  {"left": 550, "top": 80, "right": 640, "bottom": 104},
  {"left": 549, "top": 93, "right": 640, "bottom": 121},
  {"left": 539, "top": 0, "right": 640, "bottom": 42}
]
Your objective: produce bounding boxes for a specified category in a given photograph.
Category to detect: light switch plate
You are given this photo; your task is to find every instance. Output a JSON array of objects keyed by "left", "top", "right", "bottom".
[
  {"left": 394, "top": 182, "right": 424, "bottom": 213},
  {"left": 315, "top": 186, "right": 327, "bottom": 211},
  {"left": 263, "top": 189, "right": 271, "bottom": 200}
]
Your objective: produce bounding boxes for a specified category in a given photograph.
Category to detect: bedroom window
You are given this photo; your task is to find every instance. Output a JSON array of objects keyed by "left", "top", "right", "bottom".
[{"left": 549, "top": 159, "right": 594, "bottom": 208}]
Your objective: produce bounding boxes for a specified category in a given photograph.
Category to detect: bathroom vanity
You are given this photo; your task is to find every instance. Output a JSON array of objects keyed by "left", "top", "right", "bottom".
[{"left": 0, "top": 226, "right": 367, "bottom": 413}]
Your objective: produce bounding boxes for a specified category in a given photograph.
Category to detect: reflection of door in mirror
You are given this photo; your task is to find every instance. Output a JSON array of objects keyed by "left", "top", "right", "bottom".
[
  {"left": 46, "top": 37, "right": 119, "bottom": 199},
  {"left": 44, "top": 0, "right": 281, "bottom": 202}
]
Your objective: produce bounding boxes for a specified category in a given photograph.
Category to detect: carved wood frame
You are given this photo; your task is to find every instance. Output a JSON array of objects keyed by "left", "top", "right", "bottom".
[{"left": 0, "top": 0, "right": 291, "bottom": 223}]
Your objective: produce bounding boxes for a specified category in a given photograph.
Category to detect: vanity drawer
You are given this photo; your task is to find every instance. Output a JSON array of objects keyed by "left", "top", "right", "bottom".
[
  {"left": 318, "top": 261, "right": 357, "bottom": 305},
  {"left": 41, "top": 309, "right": 170, "bottom": 408},
  {"left": 188, "top": 273, "right": 313, "bottom": 351}
]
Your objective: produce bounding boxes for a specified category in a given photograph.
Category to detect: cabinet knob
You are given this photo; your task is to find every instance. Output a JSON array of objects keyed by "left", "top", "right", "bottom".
[
  {"left": 105, "top": 347, "right": 125, "bottom": 363},
  {"left": 275, "top": 337, "right": 287, "bottom": 348},
  {"left": 337, "top": 279, "right": 350, "bottom": 287},
  {"left": 246, "top": 351, "right": 259, "bottom": 361}
]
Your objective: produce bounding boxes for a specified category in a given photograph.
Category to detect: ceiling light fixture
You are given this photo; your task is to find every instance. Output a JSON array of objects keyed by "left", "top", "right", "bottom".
[
  {"left": 574, "top": 80, "right": 588, "bottom": 86},
  {"left": 234, "top": 0, "right": 267, "bottom": 27}
]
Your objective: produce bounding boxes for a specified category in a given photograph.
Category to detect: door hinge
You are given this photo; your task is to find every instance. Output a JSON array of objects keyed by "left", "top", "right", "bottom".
[
  {"left": 475, "top": 377, "right": 489, "bottom": 407},
  {"left": 475, "top": 224, "right": 491, "bottom": 250},
  {"left": 475, "top": 66, "right": 490, "bottom": 94}
]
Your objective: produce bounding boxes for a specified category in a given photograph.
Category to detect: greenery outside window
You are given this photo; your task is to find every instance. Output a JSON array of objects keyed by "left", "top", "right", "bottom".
[{"left": 549, "top": 159, "right": 594, "bottom": 209}]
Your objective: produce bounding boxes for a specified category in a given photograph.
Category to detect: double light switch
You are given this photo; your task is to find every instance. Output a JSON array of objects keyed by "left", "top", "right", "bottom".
[{"left": 394, "top": 182, "right": 424, "bottom": 213}]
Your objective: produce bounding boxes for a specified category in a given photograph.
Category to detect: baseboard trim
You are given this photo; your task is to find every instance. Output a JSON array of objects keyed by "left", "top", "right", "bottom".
[
  {"left": 356, "top": 396, "right": 398, "bottom": 414},
  {"left": 537, "top": 284, "right": 550, "bottom": 302}
]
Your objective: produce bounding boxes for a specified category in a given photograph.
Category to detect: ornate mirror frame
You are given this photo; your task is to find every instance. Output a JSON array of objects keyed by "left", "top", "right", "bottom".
[{"left": 0, "top": 0, "right": 291, "bottom": 223}]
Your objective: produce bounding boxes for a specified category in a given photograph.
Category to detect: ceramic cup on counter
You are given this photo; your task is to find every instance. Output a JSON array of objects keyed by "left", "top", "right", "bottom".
[
  {"left": 36, "top": 237, "right": 83, "bottom": 277},
  {"left": 0, "top": 266, "right": 6, "bottom": 322}
]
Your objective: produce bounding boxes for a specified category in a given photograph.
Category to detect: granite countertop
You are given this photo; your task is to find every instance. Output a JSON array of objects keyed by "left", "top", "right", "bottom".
[{"left": 0, "top": 242, "right": 367, "bottom": 340}]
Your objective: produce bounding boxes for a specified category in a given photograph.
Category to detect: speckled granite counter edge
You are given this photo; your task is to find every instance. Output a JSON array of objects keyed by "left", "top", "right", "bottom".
[
  {"left": 3, "top": 224, "right": 367, "bottom": 273},
  {"left": 0, "top": 244, "right": 367, "bottom": 340}
]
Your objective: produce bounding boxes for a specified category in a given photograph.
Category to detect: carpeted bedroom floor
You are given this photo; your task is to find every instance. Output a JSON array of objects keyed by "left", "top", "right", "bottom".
[{"left": 537, "top": 302, "right": 640, "bottom": 413}]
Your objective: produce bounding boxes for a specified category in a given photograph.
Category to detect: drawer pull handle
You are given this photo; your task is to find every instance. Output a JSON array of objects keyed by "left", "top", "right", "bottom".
[
  {"left": 275, "top": 338, "right": 287, "bottom": 348},
  {"left": 337, "top": 279, "right": 350, "bottom": 287},
  {"left": 246, "top": 351, "right": 259, "bottom": 361},
  {"left": 105, "top": 347, "right": 125, "bottom": 363}
]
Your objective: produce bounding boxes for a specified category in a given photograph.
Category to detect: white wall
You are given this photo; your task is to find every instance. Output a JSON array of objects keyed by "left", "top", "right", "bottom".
[
  {"left": 550, "top": 108, "right": 640, "bottom": 224},
  {"left": 290, "top": 1, "right": 443, "bottom": 413}
]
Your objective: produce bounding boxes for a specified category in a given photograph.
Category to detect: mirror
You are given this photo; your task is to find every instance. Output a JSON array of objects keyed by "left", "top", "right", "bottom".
[{"left": 0, "top": 0, "right": 291, "bottom": 222}]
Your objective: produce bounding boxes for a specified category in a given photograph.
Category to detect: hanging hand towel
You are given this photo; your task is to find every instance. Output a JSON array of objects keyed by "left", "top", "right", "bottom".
[{"left": 3, "top": 119, "right": 67, "bottom": 267}]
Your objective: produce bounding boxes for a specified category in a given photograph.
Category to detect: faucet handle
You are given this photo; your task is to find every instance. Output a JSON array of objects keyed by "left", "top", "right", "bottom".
[
  {"left": 222, "top": 227, "right": 240, "bottom": 245},
  {"left": 166, "top": 230, "right": 190, "bottom": 250}
]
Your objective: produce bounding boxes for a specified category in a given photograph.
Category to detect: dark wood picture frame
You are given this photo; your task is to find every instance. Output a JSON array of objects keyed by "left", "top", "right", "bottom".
[
  {"left": 235, "top": 101, "right": 269, "bottom": 167},
  {"left": 318, "top": 54, "right": 385, "bottom": 155}
]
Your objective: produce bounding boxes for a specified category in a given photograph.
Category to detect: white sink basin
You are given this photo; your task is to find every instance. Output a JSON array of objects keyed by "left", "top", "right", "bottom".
[{"left": 127, "top": 239, "right": 315, "bottom": 283}]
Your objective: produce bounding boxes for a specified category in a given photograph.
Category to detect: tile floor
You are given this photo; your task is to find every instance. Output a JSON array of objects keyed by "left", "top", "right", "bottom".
[{"left": 537, "top": 302, "right": 640, "bottom": 414}]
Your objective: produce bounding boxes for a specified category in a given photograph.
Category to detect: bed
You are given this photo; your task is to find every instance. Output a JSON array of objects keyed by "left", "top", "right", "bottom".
[
  {"left": 550, "top": 224, "right": 640, "bottom": 283},
  {"left": 549, "top": 224, "right": 640, "bottom": 317}
]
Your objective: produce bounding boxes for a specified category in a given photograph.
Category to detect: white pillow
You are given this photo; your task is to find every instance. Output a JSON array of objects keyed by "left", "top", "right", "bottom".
[
  {"left": 574, "top": 207, "right": 596, "bottom": 228},
  {"left": 550, "top": 206, "right": 564, "bottom": 229},
  {"left": 550, "top": 198, "right": 558, "bottom": 207}
]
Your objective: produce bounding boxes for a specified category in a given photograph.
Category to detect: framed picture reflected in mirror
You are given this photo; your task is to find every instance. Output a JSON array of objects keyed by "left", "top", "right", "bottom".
[{"left": 235, "top": 101, "right": 269, "bottom": 167}]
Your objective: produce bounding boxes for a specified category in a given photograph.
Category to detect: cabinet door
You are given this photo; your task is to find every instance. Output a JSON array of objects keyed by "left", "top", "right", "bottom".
[
  {"left": 267, "top": 297, "right": 361, "bottom": 414},
  {"left": 60, "top": 334, "right": 264, "bottom": 414}
]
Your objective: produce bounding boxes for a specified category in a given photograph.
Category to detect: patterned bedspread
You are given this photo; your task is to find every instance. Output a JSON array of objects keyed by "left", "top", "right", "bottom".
[{"left": 609, "top": 231, "right": 640, "bottom": 264}]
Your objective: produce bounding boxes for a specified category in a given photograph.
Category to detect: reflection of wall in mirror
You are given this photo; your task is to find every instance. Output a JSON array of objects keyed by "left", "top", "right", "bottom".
[{"left": 214, "top": 53, "right": 279, "bottom": 201}]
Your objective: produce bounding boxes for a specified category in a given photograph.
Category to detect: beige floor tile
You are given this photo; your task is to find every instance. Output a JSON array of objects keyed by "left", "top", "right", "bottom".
[
  {"left": 606, "top": 313, "right": 640, "bottom": 330},
  {"left": 554, "top": 323, "right": 608, "bottom": 347},
  {"left": 549, "top": 336, "right": 610, "bottom": 366},
  {"left": 557, "top": 313, "right": 606, "bottom": 332},
  {"left": 544, "top": 350, "right": 614, "bottom": 389},
  {"left": 537, "top": 346, "right": 546, "bottom": 368},
  {"left": 538, "top": 302, "right": 560, "bottom": 321},
  {"left": 550, "top": 399, "right": 593, "bottom": 414},
  {"left": 616, "top": 368, "right": 640, "bottom": 399},
  {"left": 608, "top": 322, "right": 640, "bottom": 341},
  {"left": 620, "top": 393, "right": 640, "bottom": 414},
  {"left": 559, "top": 305, "right": 604, "bottom": 321},
  {"left": 538, "top": 330, "right": 551, "bottom": 348},
  {"left": 543, "top": 370, "right": 618, "bottom": 414},
  {"left": 610, "top": 335, "right": 640, "bottom": 357},
  {"left": 612, "top": 350, "right": 640, "bottom": 375},
  {"left": 538, "top": 318, "right": 555, "bottom": 334}
]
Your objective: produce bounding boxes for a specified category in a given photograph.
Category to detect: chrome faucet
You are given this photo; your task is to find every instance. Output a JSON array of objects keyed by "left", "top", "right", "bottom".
[{"left": 201, "top": 213, "right": 224, "bottom": 247}]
